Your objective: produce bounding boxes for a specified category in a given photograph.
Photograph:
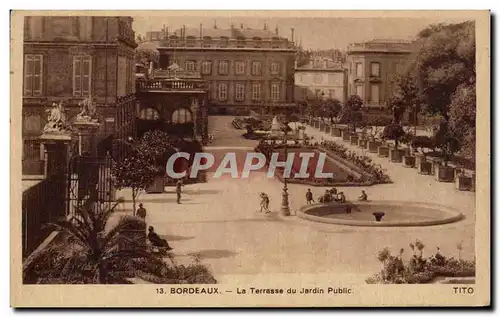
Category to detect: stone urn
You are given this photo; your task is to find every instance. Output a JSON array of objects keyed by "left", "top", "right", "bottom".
[{"left": 373, "top": 212, "right": 385, "bottom": 222}]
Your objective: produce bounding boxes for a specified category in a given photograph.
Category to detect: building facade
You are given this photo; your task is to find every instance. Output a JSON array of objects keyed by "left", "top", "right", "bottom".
[
  {"left": 135, "top": 68, "right": 209, "bottom": 141},
  {"left": 155, "top": 24, "right": 297, "bottom": 114},
  {"left": 22, "top": 16, "right": 137, "bottom": 174},
  {"left": 346, "top": 39, "right": 415, "bottom": 108},
  {"left": 294, "top": 58, "right": 347, "bottom": 103}
]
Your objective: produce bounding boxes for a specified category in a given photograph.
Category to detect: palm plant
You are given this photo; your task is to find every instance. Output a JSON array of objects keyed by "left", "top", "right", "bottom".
[{"left": 23, "top": 197, "right": 166, "bottom": 284}]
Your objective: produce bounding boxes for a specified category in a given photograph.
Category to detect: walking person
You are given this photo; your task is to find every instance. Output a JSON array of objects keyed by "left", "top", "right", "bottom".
[
  {"left": 259, "top": 192, "right": 270, "bottom": 213},
  {"left": 306, "top": 188, "right": 315, "bottom": 204},
  {"left": 176, "top": 180, "right": 183, "bottom": 204}
]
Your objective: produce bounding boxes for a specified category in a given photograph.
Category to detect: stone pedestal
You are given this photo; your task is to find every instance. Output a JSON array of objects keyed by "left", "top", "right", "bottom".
[
  {"left": 368, "top": 140, "right": 380, "bottom": 153},
  {"left": 378, "top": 146, "right": 390, "bottom": 158},
  {"left": 325, "top": 125, "right": 331, "bottom": 133},
  {"left": 403, "top": 155, "right": 416, "bottom": 168},
  {"left": 389, "top": 149, "right": 404, "bottom": 163},
  {"left": 358, "top": 138, "right": 368, "bottom": 149},
  {"left": 342, "top": 130, "right": 351, "bottom": 142},
  {"left": 455, "top": 175, "right": 473, "bottom": 191},
  {"left": 331, "top": 127, "right": 342, "bottom": 137},
  {"left": 415, "top": 154, "right": 426, "bottom": 170},
  {"left": 350, "top": 135, "right": 359, "bottom": 145},
  {"left": 72, "top": 120, "right": 101, "bottom": 156},
  {"left": 431, "top": 158, "right": 443, "bottom": 176},
  {"left": 40, "top": 132, "right": 72, "bottom": 178},
  {"left": 436, "top": 165, "right": 455, "bottom": 182}
]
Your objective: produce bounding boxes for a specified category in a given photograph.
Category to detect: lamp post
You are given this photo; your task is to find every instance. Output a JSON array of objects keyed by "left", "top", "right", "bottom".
[{"left": 280, "top": 118, "right": 291, "bottom": 216}]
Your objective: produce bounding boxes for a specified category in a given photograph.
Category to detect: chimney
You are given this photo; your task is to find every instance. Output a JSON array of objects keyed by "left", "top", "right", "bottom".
[
  {"left": 166, "top": 27, "right": 168, "bottom": 38},
  {"left": 240, "top": 23, "right": 244, "bottom": 29},
  {"left": 183, "top": 25, "right": 186, "bottom": 39},
  {"left": 163, "top": 24, "right": 166, "bottom": 39},
  {"left": 291, "top": 28, "right": 294, "bottom": 42},
  {"left": 275, "top": 26, "right": 279, "bottom": 36},
  {"left": 200, "top": 23, "right": 203, "bottom": 39},
  {"left": 264, "top": 21, "right": 267, "bottom": 30},
  {"left": 214, "top": 20, "right": 217, "bottom": 29}
]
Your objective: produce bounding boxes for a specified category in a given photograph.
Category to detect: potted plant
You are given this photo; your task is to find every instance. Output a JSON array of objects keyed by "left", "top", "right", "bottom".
[
  {"left": 382, "top": 123, "right": 405, "bottom": 163},
  {"left": 338, "top": 95, "right": 363, "bottom": 138},
  {"left": 432, "top": 122, "right": 460, "bottom": 182},
  {"left": 455, "top": 168, "right": 473, "bottom": 191}
]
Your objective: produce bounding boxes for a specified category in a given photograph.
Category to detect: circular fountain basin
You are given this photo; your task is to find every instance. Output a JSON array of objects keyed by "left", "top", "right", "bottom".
[{"left": 298, "top": 201, "right": 464, "bottom": 227}]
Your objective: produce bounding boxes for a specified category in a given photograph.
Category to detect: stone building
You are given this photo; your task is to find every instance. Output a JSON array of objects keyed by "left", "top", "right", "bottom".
[
  {"left": 155, "top": 24, "right": 297, "bottom": 115},
  {"left": 294, "top": 57, "right": 347, "bottom": 103},
  {"left": 22, "top": 16, "right": 137, "bottom": 175},
  {"left": 346, "top": 39, "right": 415, "bottom": 108}
]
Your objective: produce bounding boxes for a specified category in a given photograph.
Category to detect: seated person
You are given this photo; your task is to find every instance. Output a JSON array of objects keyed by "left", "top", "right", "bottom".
[
  {"left": 358, "top": 190, "right": 368, "bottom": 201},
  {"left": 335, "top": 192, "right": 346, "bottom": 203},
  {"left": 330, "top": 188, "right": 338, "bottom": 196},
  {"left": 147, "top": 226, "right": 173, "bottom": 251},
  {"left": 323, "top": 190, "right": 332, "bottom": 203}
]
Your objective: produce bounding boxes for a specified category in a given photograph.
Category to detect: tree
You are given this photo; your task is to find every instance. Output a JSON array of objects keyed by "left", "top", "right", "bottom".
[
  {"left": 136, "top": 48, "right": 159, "bottom": 66},
  {"left": 433, "top": 121, "right": 461, "bottom": 166},
  {"left": 112, "top": 154, "right": 156, "bottom": 215},
  {"left": 449, "top": 83, "right": 476, "bottom": 162},
  {"left": 23, "top": 198, "right": 165, "bottom": 284},
  {"left": 324, "top": 98, "right": 342, "bottom": 124},
  {"left": 382, "top": 123, "right": 406, "bottom": 149},
  {"left": 338, "top": 95, "right": 363, "bottom": 131}
]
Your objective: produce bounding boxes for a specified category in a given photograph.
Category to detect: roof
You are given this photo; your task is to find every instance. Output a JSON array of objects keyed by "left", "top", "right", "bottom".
[
  {"left": 137, "top": 41, "right": 160, "bottom": 51},
  {"left": 171, "top": 27, "right": 231, "bottom": 38},
  {"left": 233, "top": 28, "right": 281, "bottom": 39}
]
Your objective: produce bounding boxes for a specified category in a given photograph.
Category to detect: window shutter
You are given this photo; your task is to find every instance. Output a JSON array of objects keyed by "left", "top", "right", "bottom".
[
  {"left": 82, "top": 56, "right": 91, "bottom": 96},
  {"left": 73, "top": 56, "right": 82, "bottom": 96},
  {"left": 24, "top": 56, "right": 33, "bottom": 96},
  {"left": 32, "top": 55, "right": 42, "bottom": 96}
]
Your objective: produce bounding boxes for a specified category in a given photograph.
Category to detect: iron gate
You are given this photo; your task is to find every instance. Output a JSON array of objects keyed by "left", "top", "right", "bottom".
[{"left": 67, "top": 154, "right": 114, "bottom": 217}]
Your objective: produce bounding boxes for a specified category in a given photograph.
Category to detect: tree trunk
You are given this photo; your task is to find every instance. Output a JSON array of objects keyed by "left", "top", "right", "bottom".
[
  {"left": 132, "top": 188, "right": 137, "bottom": 216},
  {"left": 395, "top": 139, "right": 399, "bottom": 149},
  {"left": 98, "top": 263, "right": 106, "bottom": 284}
]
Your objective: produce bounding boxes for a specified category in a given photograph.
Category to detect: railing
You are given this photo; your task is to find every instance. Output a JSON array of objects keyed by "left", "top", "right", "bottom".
[
  {"left": 347, "top": 42, "right": 414, "bottom": 53},
  {"left": 136, "top": 79, "right": 208, "bottom": 92},
  {"left": 22, "top": 173, "right": 66, "bottom": 258},
  {"left": 159, "top": 38, "right": 295, "bottom": 49}
]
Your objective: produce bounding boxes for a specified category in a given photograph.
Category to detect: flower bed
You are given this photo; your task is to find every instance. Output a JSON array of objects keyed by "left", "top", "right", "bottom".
[
  {"left": 366, "top": 240, "right": 475, "bottom": 284},
  {"left": 255, "top": 140, "right": 391, "bottom": 186}
]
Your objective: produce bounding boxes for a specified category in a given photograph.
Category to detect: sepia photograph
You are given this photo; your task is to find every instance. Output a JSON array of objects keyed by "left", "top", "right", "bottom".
[{"left": 10, "top": 10, "right": 490, "bottom": 307}]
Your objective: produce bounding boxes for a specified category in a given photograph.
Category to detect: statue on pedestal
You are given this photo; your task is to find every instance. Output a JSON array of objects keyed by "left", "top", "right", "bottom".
[
  {"left": 43, "top": 101, "right": 71, "bottom": 134},
  {"left": 76, "top": 96, "right": 98, "bottom": 123}
]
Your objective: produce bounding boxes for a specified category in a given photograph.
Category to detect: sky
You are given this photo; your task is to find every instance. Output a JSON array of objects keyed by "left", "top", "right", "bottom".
[{"left": 132, "top": 13, "right": 468, "bottom": 50}]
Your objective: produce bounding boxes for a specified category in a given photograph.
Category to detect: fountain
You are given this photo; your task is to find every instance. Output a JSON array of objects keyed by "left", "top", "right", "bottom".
[
  {"left": 270, "top": 116, "right": 281, "bottom": 138},
  {"left": 298, "top": 201, "right": 464, "bottom": 227}
]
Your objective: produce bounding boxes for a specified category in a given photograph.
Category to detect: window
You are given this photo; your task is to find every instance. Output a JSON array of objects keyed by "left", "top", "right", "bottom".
[
  {"left": 218, "top": 61, "right": 229, "bottom": 75},
  {"left": 302, "top": 88, "right": 308, "bottom": 100},
  {"left": 237, "top": 36, "right": 246, "bottom": 48},
  {"left": 270, "top": 62, "right": 280, "bottom": 75},
  {"left": 313, "top": 74, "right": 323, "bottom": 84},
  {"left": 355, "top": 85, "right": 363, "bottom": 98},
  {"left": 235, "top": 61, "right": 246, "bottom": 75},
  {"left": 24, "top": 54, "right": 43, "bottom": 96},
  {"left": 252, "top": 83, "right": 261, "bottom": 101},
  {"left": 271, "top": 83, "right": 280, "bottom": 101},
  {"left": 139, "top": 108, "right": 160, "bottom": 120},
  {"left": 73, "top": 55, "right": 92, "bottom": 97},
  {"left": 172, "top": 108, "right": 192, "bottom": 124},
  {"left": 185, "top": 60, "right": 196, "bottom": 72},
  {"left": 219, "top": 37, "right": 229, "bottom": 48},
  {"left": 355, "top": 63, "right": 363, "bottom": 77},
  {"left": 328, "top": 89, "right": 335, "bottom": 99},
  {"left": 170, "top": 36, "right": 178, "bottom": 47},
  {"left": 370, "top": 62, "right": 380, "bottom": 77},
  {"left": 203, "top": 36, "right": 212, "bottom": 47},
  {"left": 252, "top": 61, "right": 262, "bottom": 76},
  {"left": 218, "top": 83, "right": 228, "bottom": 101},
  {"left": 201, "top": 61, "right": 212, "bottom": 75},
  {"left": 235, "top": 83, "right": 245, "bottom": 101},
  {"left": 253, "top": 37, "right": 261, "bottom": 48},
  {"left": 370, "top": 84, "right": 380, "bottom": 104},
  {"left": 186, "top": 36, "right": 196, "bottom": 47}
]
